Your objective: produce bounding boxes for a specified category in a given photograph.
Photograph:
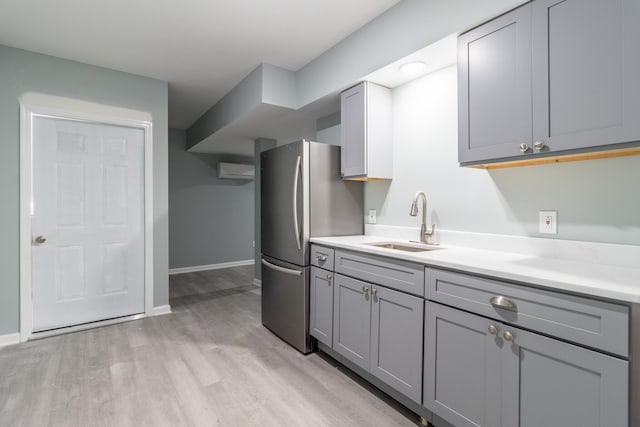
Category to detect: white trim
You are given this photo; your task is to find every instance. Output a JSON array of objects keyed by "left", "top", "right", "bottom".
[
  {"left": 29, "top": 314, "right": 146, "bottom": 341},
  {"left": 0, "top": 333, "right": 20, "bottom": 348},
  {"left": 19, "top": 106, "right": 32, "bottom": 343},
  {"left": 144, "top": 114, "right": 154, "bottom": 317},
  {"left": 152, "top": 305, "right": 172, "bottom": 316},
  {"left": 169, "top": 259, "right": 255, "bottom": 275},
  {"left": 19, "top": 95, "right": 154, "bottom": 343},
  {"left": 253, "top": 279, "right": 262, "bottom": 287}
]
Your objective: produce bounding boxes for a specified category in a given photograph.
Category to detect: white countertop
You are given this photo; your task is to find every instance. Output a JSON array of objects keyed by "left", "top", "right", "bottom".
[{"left": 311, "top": 234, "right": 640, "bottom": 303}]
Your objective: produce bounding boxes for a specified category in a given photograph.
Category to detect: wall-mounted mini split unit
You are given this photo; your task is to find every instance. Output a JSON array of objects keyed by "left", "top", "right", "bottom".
[{"left": 217, "top": 162, "right": 255, "bottom": 180}]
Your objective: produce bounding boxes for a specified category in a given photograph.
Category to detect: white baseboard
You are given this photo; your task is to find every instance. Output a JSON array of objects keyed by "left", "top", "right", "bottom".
[
  {"left": 253, "top": 278, "right": 262, "bottom": 287},
  {"left": 152, "top": 305, "right": 172, "bottom": 316},
  {"left": 169, "top": 259, "right": 255, "bottom": 275},
  {"left": 0, "top": 333, "right": 20, "bottom": 347}
]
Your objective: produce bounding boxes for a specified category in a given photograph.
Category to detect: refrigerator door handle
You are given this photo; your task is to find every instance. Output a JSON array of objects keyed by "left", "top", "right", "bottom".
[
  {"left": 261, "top": 258, "right": 303, "bottom": 276},
  {"left": 292, "top": 155, "right": 302, "bottom": 250}
]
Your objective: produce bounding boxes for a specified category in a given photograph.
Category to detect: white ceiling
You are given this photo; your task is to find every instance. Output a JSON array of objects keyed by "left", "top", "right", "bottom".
[{"left": 0, "top": 0, "right": 400, "bottom": 130}]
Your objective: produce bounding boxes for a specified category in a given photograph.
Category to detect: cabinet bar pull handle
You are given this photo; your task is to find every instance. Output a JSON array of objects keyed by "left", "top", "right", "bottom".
[
  {"left": 489, "top": 296, "right": 517, "bottom": 312},
  {"left": 488, "top": 325, "right": 497, "bottom": 335},
  {"left": 503, "top": 331, "right": 514, "bottom": 342}
]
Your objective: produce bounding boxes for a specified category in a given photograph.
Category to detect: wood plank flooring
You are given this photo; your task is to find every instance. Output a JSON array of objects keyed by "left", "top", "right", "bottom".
[{"left": 0, "top": 266, "right": 417, "bottom": 426}]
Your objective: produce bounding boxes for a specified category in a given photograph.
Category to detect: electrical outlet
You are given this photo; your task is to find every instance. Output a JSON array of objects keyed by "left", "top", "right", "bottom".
[
  {"left": 539, "top": 211, "right": 557, "bottom": 234},
  {"left": 368, "top": 209, "right": 377, "bottom": 224}
]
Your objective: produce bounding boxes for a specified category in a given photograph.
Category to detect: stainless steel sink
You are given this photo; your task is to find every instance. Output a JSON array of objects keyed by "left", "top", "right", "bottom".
[{"left": 366, "top": 241, "right": 444, "bottom": 252}]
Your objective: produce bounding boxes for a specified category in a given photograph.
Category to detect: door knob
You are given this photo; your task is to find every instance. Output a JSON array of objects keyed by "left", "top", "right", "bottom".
[
  {"left": 488, "top": 325, "right": 497, "bottom": 335},
  {"left": 503, "top": 331, "right": 514, "bottom": 342},
  {"left": 34, "top": 235, "right": 46, "bottom": 245},
  {"left": 519, "top": 143, "right": 529, "bottom": 153}
]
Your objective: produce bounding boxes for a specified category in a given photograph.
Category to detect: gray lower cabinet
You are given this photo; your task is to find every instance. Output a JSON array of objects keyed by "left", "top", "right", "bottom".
[
  {"left": 333, "top": 274, "right": 372, "bottom": 371},
  {"left": 459, "top": 0, "right": 640, "bottom": 166},
  {"left": 370, "top": 285, "right": 424, "bottom": 403},
  {"left": 334, "top": 249, "right": 425, "bottom": 296},
  {"left": 310, "top": 266, "right": 334, "bottom": 348},
  {"left": 333, "top": 273, "right": 424, "bottom": 404},
  {"left": 425, "top": 301, "right": 629, "bottom": 427}
]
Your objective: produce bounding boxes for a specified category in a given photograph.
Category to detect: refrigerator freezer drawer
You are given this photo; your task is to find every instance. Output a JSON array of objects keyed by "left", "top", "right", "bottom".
[{"left": 261, "top": 256, "right": 312, "bottom": 354}]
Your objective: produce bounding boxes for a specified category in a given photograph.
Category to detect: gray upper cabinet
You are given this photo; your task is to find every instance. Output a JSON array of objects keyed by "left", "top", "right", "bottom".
[
  {"left": 333, "top": 273, "right": 371, "bottom": 371},
  {"left": 340, "top": 82, "right": 393, "bottom": 180},
  {"left": 459, "top": 0, "right": 640, "bottom": 166},
  {"left": 310, "top": 266, "right": 334, "bottom": 348},
  {"left": 531, "top": 0, "right": 640, "bottom": 154},
  {"left": 370, "top": 286, "right": 423, "bottom": 404},
  {"left": 425, "top": 301, "right": 629, "bottom": 427},
  {"left": 458, "top": 3, "right": 532, "bottom": 164}
]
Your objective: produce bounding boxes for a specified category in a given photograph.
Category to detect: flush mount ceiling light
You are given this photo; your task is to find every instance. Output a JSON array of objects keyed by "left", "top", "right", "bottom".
[{"left": 399, "top": 61, "right": 427, "bottom": 75}]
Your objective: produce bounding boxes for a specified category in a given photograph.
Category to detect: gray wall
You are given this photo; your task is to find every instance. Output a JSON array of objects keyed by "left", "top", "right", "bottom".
[
  {"left": 170, "top": 129, "right": 255, "bottom": 269},
  {"left": 296, "top": 0, "right": 527, "bottom": 108},
  {"left": 316, "top": 113, "right": 341, "bottom": 146},
  {"left": 188, "top": 1, "right": 529, "bottom": 150},
  {"left": 0, "top": 45, "right": 169, "bottom": 336},
  {"left": 365, "top": 65, "right": 640, "bottom": 245}
]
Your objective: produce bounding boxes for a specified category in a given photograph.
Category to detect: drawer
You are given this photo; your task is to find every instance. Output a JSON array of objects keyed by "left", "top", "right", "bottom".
[
  {"left": 311, "top": 245, "right": 334, "bottom": 270},
  {"left": 425, "top": 268, "right": 629, "bottom": 357},
  {"left": 335, "top": 250, "right": 424, "bottom": 297}
]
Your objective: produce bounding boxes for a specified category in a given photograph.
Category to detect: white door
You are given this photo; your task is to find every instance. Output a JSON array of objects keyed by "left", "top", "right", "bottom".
[{"left": 31, "top": 116, "right": 145, "bottom": 332}]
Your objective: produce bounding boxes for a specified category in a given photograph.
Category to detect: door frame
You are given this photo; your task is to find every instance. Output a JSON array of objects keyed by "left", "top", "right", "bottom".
[{"left": 19, "top": 97, "right": 154, "bottom": 342}]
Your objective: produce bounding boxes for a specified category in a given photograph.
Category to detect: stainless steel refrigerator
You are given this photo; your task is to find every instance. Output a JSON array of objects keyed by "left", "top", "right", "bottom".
[{"left": 261, "top": 140, "right": 363, "bottom": 354}]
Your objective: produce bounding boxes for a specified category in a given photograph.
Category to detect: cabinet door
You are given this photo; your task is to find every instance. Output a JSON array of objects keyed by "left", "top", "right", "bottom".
[
  {"left": 532, "top": 0, "right": 640, "bottom": 154},
  {"left": 458, "top": 3, "right": 532, "bottom": 164},
  {"left": 310, "top": 266, "right": 334, "bottom": 347},
  {"left": 501, "top": 325, "right": 628, "bottom": 427},
  {"left": 333, "top": 274, "right": 371, "bottom": 371},
  {"left": 371, "top": 286, "right": 423, "bottom": 404},
  {"left": 340, "top": 83, "right": 367, "bottom": 177},
  {"left": 424, "top": 302, "right": 502, "bottom": 427}
]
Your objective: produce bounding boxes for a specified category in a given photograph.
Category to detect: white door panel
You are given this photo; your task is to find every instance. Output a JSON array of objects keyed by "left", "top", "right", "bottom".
[{"left": 32, "top": 117, "right": 145, "bottom": 331}]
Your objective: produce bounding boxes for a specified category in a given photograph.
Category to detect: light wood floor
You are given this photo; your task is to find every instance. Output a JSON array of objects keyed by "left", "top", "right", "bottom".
[{"left": 0, "top": 266, "right": 417, "bottom": 426}]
